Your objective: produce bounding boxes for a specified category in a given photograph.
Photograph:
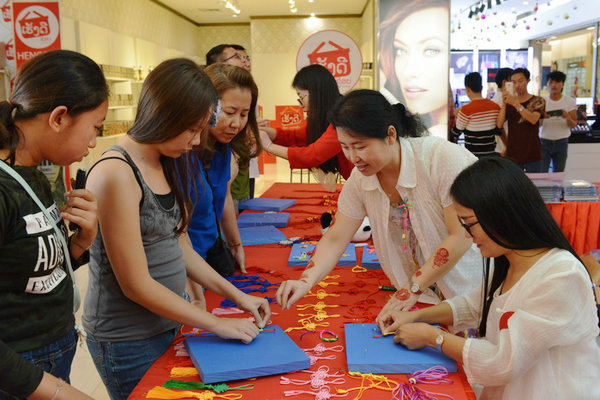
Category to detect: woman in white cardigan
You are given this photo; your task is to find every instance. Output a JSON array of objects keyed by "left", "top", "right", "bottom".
[{"left": 379, "top": 157, "right": 600, "bottom": 400}]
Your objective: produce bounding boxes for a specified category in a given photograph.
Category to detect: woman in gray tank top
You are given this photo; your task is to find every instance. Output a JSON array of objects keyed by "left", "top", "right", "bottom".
[{"left": 83, "top": 58, "right": 272, "bottom": 400}]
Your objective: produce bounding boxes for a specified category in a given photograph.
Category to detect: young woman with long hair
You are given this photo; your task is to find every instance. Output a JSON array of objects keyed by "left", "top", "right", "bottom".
[
  {"left": 0, "top": 50, "right": 107, "bottom": 400},
  {"left": 259, "top": 64, "right": 353, "bottom": 184},
  {"left": 379, "top": 157, "right": 600, "bottom": 399},
  {"left": 83, "top": 59, "right": 270, "bottom": 399}
]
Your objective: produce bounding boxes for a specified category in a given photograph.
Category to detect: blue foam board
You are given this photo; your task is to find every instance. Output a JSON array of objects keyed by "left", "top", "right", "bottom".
[
  {"left": 239, "top": 225, "right": 287, "bottom": 246},
  {"left": 237, "top": 212, "right": 290, "bottom": 228},
  {"left": 184, "top": 325, "right": 310, "bottom": 383},
  {"left": 362, "top": 246, "right": 381, "bottom": 269},
  {"left": 344, "top": 323, "right": 457, "bottom": 374},
  {"left": 238, "top": 198, "right": 296, "bottom": 212},
  {"left": 288, "top": 242, "right": 356, "bottom": 267}
]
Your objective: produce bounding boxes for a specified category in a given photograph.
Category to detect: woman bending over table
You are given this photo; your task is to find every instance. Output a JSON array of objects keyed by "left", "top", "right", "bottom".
[
  {"left": 259, "top": 64, "right": 353, "bottom": 186},
  {"left": 84, "top": 59, "right": 270, "bottom": 400},
  {"left": 277, "top": 89, "right": 482, "bottom": 321},
  {"left": 379, "top": 157, "right": 600, "bottom": 399}
]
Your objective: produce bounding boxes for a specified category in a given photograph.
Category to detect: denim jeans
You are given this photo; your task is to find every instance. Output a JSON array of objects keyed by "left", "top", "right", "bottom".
[
  {"left": 516, "top": 159, "right": 544, "bottom": 173},
  {"left": 0, "top": 329, "right": 77, "bottom": 400},
  {"left": 86, "top": 328, "right": 177, "bottom": 400},
  {"left": 541, "top": 138, "right": 569, "bottom": 172}
]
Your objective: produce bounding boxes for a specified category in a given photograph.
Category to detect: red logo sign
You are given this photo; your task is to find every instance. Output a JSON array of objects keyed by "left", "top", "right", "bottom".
[
  {"left": 5, "top": 39, "right": 14, "bottom": 60},
  {"left": 12, "top": 2, "right": 61, "bottom": 68},
  {"left": 308, "top": 41, "right": 351, "bottom": 78},
  {"left": 18, "top": 10, "right": 50, "bottom": 38},
  {"left": 1, "top": 0, "right": 11, "bottom": 22},
  {"left": 275, "top": 106, "right": 304, "bottom": 129}
]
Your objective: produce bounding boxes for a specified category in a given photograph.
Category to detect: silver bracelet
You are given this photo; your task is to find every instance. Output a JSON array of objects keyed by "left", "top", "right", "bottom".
[{"left": 49, "top": 378, "right": 64, "bottom": 400}]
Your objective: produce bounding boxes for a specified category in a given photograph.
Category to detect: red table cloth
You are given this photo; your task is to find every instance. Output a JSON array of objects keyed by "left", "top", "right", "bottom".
[{"left": 129, "top": 183, "right": 479, "bottom": 400}]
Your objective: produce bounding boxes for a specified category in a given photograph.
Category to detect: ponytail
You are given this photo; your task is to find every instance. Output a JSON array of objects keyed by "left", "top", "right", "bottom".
[{"left": 0, "top": 100, "right": 19, "bottom": 165}]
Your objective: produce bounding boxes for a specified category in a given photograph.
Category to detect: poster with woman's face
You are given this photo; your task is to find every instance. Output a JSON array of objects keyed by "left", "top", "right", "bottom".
[{"left": 378, "top": 0, "right": 450, "bottom": 137}]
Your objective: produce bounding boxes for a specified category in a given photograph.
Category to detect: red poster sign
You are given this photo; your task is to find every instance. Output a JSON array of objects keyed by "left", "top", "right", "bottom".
[
  {"left": 275, "top": 105, "right": 304, "bottom": 129},
  {"left": 12, "top": 1, "right": 60, "bottom": 68}
]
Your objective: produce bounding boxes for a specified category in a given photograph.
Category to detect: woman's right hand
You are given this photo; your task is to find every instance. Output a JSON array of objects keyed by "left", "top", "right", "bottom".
[
  {"left": 212, "top": 317, "right": 260, "bottom": 344},
  {"left": 276, "top": 279, "right": 311, "bottom": 310},
  {"left": 377, "top": 309, "right": 417, "bottom": 335}
]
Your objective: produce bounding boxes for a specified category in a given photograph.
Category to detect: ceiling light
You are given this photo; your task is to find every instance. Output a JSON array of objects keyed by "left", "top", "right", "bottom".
[
  {"left": 523, "top": 1, "right": 529, "bottom": 4},
  {"left": 309, "top": 0, "right": 314, "bottom": 2},
  {"left": 291, "top": 7, "right": 297, "bottom": 13},
  {"left": 310, "top": 13, "right": 315, "bottom": 17}
]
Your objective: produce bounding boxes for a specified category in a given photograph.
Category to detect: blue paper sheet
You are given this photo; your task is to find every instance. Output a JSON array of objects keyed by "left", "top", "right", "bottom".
[
  {"left": 344, "top": 323, "right": 457, "bottom": 374},
  {"left": 237, "top": 212, "right": 290, "bottom": 228},
  {"left": 288, "top": 242, "right": 356, "bottom": 267},
  {"left": 184, "top": 325, "right": 310, "bottom": 383},
  {"left": 239, "top": 225, "right": 287, "bottom": 246},
  {"left": 361, "top": 246, "right": 381, "bottom": 269},
  {"left": 238, "top": 198, "right": 296, "bottom": 211}
]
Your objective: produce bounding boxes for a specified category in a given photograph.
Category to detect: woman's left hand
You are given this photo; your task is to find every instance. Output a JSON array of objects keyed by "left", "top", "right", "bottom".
[
  {"left": 236, "top": 293, "right": 272, "bottom": 329},
  {"left": 376, "top": 286, "right": 419, "bottom": 323},
  {"left": 393, "top": 322, "right": 437, "bottom": 350},
  {"left": 62, "top": 189, "right": 98, "bottom": 246},
  {"left": 230, "top": 244, "right": 246, "bottom": 273}
]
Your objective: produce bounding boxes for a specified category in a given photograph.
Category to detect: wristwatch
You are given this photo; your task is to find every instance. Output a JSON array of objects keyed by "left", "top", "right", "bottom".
[
  {"left": 518, "top": 105, "right": 525, "bottom": 113},
  {"left": 435, "top": 331, "right": 446, "bottom": 352},
  {"left": 409, "top": 279, "right": 422, "bottom": 295}
]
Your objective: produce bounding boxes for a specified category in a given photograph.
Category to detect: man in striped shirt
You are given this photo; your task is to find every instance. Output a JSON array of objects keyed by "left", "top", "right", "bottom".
[{"left": 452, "top": 72, "right": 504, "bottom": 158}]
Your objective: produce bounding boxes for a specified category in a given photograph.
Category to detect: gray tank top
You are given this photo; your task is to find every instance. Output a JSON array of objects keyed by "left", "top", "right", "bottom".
[{"left": 82, "top": 145, "right": 186, "bottom": 341}]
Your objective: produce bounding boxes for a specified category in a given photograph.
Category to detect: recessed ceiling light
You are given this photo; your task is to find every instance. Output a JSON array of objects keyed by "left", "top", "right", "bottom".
[
  {"left": 310, "top": 13, "right": 315, "bottom": 17},
  {"left": 523, "top": 1, "right": 529, "bottom": 5},
  {"left": 291, "top": 8, "right": 297, "bottom": 13},
  {"left": 232, "top": 14, "right": 237, "bottom": 17}
]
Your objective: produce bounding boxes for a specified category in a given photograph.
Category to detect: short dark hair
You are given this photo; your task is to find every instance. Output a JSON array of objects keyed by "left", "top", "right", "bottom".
[
  {"left": 547, "top": 70, "right": 566, "bottom": 84},
  {"left": 511, "top": 67, "right": 530, "bottom": 80},
  {"left": 205, "top": 44, "right": 231, "bottom": 65},
  {"left": 495, "top": 67, "right": 513, "bottom": 88},
  {"left": 464, "top": 72, "right": 483, "bottom": 93},
  {"left": 329, "top": 89, "right": 425, "bottom": 141},
  {"left": 229, "top": 44, "right": 246, "bottom": 51}
]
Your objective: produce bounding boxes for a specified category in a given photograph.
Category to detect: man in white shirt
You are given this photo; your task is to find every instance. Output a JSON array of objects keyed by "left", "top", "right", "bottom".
[{"left": 539, "top": 71, "right": 577, "bottom": 172}]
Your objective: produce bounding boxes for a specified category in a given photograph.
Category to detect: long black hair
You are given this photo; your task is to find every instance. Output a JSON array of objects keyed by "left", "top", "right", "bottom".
[
  {"left": 129, "top": 58, "right": 218, "bottom": 235},
  {"left": 328, "top": 89, "right": 426, "bottom": 140},
  {"left": 0, "top": 50, "right": 108, "bottom": 165},
  {"left": 450, "top": 157, "right": 584, "bottom": 336},
  {"left": 292, "top": 64, "right": 341, "bottom": 174}
]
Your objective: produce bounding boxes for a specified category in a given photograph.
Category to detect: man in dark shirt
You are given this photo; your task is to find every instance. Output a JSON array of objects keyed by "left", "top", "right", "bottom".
[{"left": 497, "top": 68, "right": 545, "bottom": 172}]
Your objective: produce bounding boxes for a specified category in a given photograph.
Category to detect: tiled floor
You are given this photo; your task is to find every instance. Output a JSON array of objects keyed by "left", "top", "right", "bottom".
[{"left": 70, "top": 158, "right": 294, "bottom": 398}]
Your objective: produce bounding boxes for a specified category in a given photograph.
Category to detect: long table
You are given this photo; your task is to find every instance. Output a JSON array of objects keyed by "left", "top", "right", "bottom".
[{"left": 130, "top": 183, "right": 476, "bottom": 400}]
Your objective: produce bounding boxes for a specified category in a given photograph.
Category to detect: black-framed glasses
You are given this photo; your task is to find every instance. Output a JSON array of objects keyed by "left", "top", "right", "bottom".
[
  {"left": 223, "top": 53, "right": 250, "bottom": 63},
  {"left": 458, "top": 217, "right": 479, "bottom": 236},
  {"left": 297, "top": 93, "right": 308, "bottom": 105}
]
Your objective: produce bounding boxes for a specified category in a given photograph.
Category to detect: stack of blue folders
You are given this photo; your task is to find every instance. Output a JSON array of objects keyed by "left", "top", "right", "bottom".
[
  {"left": 526, "top": 173, "right": 563, "bottom": 203},
  {"left": 534, "top": 181, "right": 563, "bottom": 203},
  {"left": 563, "top": 180, "right": 600, "bottom": 202}
]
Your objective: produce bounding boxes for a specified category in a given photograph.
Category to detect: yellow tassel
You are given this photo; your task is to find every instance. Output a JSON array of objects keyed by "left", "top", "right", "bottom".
[
  {"left": 146, "top": 386, "right": 243, "bottom": 399},
  {"left": 170, "top": 367, "right": 199, "bottom": 377}
]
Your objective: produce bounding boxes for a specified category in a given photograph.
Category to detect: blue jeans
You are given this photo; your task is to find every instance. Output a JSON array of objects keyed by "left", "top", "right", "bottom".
[
  {"left": 516, "top": 159, "right": 544, "bottom": 173},
  {"left": 86, "top": 328, "right": 177, "bottom": 400},
  {"left": 541, "top": 138, "right": 569, "bottom": 172},
  {"left": 0, "top": 329, "right": 77, "bottom": 400}
]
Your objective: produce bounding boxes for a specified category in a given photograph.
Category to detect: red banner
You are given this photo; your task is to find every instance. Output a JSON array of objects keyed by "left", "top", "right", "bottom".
[{"left": 12, "top": 1, "right": 60, "bottom": 68}]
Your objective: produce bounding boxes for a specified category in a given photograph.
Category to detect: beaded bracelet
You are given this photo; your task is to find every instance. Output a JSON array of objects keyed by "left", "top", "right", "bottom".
[{"left": 319, "top": 330, "right": 338, "bottom": 342}]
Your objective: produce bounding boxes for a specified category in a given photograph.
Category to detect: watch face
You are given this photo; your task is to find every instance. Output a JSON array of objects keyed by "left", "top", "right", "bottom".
[{"left": 410, "top": 283, "right": 419, "bottom": 293}]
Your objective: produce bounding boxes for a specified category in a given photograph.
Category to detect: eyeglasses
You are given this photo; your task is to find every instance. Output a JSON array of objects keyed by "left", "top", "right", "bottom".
[
  {"left": 223, "top": 53, "right": 251, "bottom": 63},
  {"left": 458, "top": 217, "right": 479, "bottom": 236},
  {"left": 297, "top": 93, "right": 308, "bottom": 105}
]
